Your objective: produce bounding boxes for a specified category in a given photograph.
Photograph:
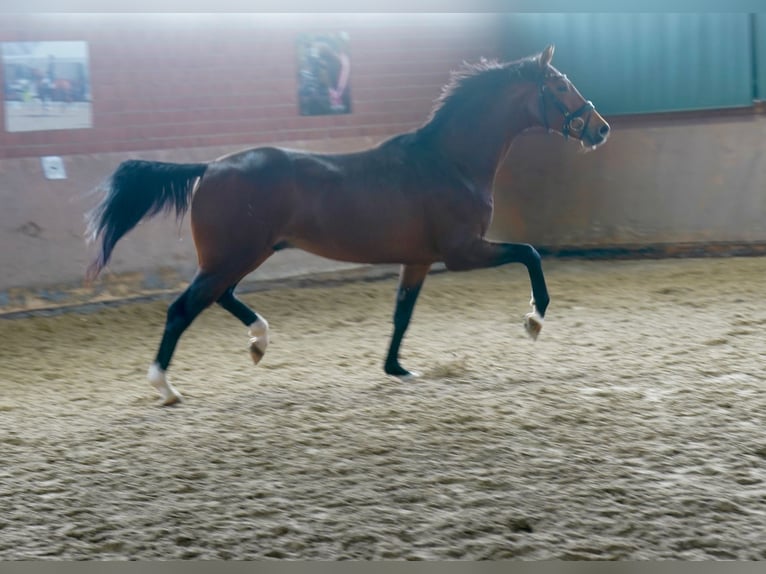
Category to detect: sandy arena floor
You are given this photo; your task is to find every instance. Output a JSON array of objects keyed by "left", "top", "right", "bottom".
[{"left": 1, "top": 257, "right": 765, "bottom": 560}]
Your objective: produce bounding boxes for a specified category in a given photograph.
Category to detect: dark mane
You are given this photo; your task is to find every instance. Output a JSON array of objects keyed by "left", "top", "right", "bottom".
[{"left": 420, "top": 56, "right": 541, "bottom": 133}]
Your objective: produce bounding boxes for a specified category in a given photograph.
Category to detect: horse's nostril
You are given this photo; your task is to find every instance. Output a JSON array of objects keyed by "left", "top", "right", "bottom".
[{"left": 599, "top": 124, "right": 610, "bottom": 136}]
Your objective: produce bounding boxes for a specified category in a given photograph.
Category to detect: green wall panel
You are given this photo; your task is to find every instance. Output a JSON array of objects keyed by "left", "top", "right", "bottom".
[
  {"left": 505, "top": 13, "right": 753, "bottom": 115},
  {"left": 753, "top": 13, "right": 766, "bottom": 100}
]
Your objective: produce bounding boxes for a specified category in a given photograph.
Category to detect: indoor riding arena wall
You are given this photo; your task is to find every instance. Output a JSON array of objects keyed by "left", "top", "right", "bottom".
[{"left": 491, "top": 111, "right": 766, "bottom": 256}]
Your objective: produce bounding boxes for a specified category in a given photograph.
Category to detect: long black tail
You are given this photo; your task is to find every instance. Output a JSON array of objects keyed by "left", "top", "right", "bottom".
[{"left": 85, "top": 159, "right": 209, "bottom": 282}]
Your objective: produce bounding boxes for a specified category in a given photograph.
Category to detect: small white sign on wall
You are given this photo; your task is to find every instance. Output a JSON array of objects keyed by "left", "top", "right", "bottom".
[{"left": 41, "top": 156, "right": 67, "bottom": 180}]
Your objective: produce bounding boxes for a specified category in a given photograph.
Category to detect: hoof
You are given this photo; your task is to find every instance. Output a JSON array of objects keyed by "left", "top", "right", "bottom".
[
  {"left": 524, "top": 310, "right": 544, "bottom": 340},
  {"left": 249, "top": 339, "right": 266, "bottom": 365},
  {"left": 148, "top": 363, "right": 183, "bottom": 406},
  {"left": 385, "top": 362, "right": 420, "bottom": 380},
  {"left": 156, "top": 385, "right": 183, "bottom": 406},
  {"left": 248, "top": 317, "right": 269, "bottom": 366}
]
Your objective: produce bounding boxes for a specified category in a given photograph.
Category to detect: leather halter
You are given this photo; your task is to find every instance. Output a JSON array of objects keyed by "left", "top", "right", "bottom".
[{"left": 538, "top": 75, "right": 594, "bottom": 140}]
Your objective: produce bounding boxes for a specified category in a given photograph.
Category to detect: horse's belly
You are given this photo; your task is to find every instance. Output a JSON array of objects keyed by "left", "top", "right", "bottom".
[{"left": 289, "top": 228, "right": 435, "bottom": 265}]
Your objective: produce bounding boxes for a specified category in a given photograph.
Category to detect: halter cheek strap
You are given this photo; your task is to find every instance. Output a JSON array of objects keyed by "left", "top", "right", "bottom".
[{"left": 539, "top": 83, "right": 595, "bottom": 140}]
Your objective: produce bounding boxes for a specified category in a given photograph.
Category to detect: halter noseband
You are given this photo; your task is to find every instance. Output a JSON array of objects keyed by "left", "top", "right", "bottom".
[{"left": 538, "top": 75, "right": 594, "bottom": 140}]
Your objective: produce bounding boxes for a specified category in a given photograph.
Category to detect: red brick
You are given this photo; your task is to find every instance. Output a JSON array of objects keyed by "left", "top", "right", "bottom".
[{"left": 0, "top": 13, "right": 502, "bottom": 159}]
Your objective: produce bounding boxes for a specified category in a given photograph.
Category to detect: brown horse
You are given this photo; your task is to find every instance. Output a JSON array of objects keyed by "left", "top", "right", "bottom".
[{"left": 86, "top": 45, "right": 609, "bottom": 405}]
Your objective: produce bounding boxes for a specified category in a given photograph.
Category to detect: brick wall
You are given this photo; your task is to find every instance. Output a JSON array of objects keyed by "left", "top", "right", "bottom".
[
  {"left": 0, "top": 12, "right": 506, "bottom": 310},
  {"left": 0, "top": 13, "right": 505, "bottom": 159}
]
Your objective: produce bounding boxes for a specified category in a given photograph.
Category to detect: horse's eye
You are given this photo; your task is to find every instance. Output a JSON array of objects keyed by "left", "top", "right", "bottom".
[{"left": 556, "top": 84, "right": 568, "bottom": 93}]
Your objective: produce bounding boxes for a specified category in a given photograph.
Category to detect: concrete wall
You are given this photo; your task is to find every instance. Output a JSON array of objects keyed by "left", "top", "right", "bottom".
[{"left": 491, "top": 112, "right": 766, "bottom": 254}]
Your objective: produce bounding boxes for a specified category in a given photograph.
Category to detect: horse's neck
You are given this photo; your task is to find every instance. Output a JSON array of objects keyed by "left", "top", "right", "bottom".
[{"left": 426, "top": 86, "right": 536, "bottom": 188}]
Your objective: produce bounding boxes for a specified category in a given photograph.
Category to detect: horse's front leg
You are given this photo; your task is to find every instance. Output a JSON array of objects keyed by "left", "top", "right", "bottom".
[{"left": 444, "top": 239, "right": 549, "bottom": 340}]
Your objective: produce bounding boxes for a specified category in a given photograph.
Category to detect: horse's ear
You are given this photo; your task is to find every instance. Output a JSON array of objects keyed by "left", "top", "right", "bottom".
[{"left": 540, "top": 44, "right": 555, "bottom": 68}]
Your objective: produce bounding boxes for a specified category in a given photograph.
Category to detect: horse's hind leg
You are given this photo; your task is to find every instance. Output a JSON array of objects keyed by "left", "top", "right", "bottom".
[
  {"left": 216, "top": 285, "right": 269, "bottom": 364},
  {"left": 148, "top": 270, "right": 232, "bottom": 405},
  {"left": 384, "top": 263, "right": 431, "bottom": 379}
]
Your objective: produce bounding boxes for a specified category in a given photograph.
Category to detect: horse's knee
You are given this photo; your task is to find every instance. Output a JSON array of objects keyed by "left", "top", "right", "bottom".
[{"left": 523, "top": 244, "right": 542, "bottom": 268}]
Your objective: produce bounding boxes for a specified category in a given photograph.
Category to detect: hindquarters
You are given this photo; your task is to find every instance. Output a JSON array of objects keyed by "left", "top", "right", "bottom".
[{"left": 189, "top": 147, "right": 296, "bottom": 279}]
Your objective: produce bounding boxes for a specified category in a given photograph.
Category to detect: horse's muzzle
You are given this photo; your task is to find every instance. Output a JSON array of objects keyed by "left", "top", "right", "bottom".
[{"left": 584, "top": 113, "right": 610, "bottom": 148}]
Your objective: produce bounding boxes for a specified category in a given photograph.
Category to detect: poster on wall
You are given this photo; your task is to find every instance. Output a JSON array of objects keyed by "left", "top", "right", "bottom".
[
  {"left": 2, "top": 41, "right": 92, "bottom": 133},
  {"left": 297, "top": 32, "right": 351, "bottom": 116}
]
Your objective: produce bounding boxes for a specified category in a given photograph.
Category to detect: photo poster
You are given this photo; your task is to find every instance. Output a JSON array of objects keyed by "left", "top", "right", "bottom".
[
  {"left": 2, "top": 41, "right": 92, "bottom": 133},
  {"left": 297, "top": 32, "right": 351, "bottom": 116}
]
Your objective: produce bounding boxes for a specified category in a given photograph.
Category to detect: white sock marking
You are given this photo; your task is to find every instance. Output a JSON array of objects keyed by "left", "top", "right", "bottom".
[{"left": 147, "top": 362, "right": 183, "bottom": 405}]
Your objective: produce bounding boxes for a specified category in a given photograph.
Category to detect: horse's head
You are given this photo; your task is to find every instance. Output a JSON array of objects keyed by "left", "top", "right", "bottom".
[{"left": 532, "top": 45, "right": 610, "bottom": 149}]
